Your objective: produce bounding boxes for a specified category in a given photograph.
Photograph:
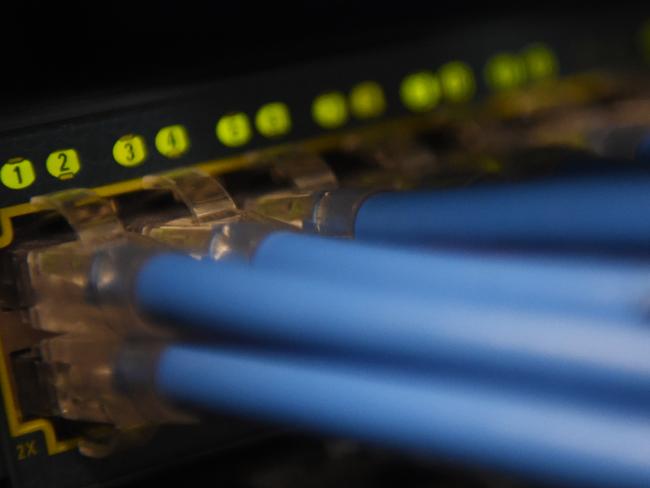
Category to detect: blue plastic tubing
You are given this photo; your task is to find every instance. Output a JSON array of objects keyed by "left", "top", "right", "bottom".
[
  {"left": 155, "top": 345, "right": 650, "bottom": 488},
  {"left": 252, "top": 231, "right": 650, "bottom": 321},
  {"left": 352, "top": 175, "right": 650, "bottom": 247},
  {"left": 135, "top": 254, "right": 650, "bottom": 401}
]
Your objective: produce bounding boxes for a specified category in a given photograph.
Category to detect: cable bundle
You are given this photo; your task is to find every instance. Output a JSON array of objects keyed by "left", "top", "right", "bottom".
[{"left": 105, "top": 172, "right": 650, "bottom": 487}]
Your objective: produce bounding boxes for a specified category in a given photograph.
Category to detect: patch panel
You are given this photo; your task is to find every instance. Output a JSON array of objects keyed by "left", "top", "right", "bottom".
[{"left": 1, "top": 9, "right": 650, "bottom": 488}]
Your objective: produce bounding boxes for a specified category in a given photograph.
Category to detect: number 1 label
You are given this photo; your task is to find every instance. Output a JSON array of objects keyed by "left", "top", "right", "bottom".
[{"left": 1, "top": 158, "right": 36, "bottom": 190}]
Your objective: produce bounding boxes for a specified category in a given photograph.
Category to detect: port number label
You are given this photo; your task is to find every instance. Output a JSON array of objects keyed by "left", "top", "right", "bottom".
[
  {"left": 216, "top": 113, "right": 252, "bottom": 147},
  {"left": 46, "top": 149, "right": 81, "bottom": 180},
  {"left": 400, "top": 71, "right": 441, "bottom": 112},
  {"left": 1, "top": 158, "right": 36, "bottom": 190},
  {"left": 255, "top": 102, "right": 292, "bottom": 138},
  {"left": 113, "top": 134, "right": 148, "bottom": 167},
  {"left": 156, "top": 125, "right": 190, "bottom": 158},
  {"left": 439, "top": 61, "right": 476, "bottom": 103},
  {"left": 350, "top": 81, "right": 386, "bottom": 119},
  {"left": 312, "top": 91, "right": 348, "bottom": 129},
  {"left": 16, "top": 441, "right": 38, "bottom": 460}
]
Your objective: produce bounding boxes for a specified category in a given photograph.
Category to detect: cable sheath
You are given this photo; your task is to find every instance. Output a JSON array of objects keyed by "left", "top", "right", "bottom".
[
  {"left": 135, "top": 254, "right": 650, "bottom": 402},
  {"left": 353, "top": 175, "right": 650, "bottom": 247},
  {"left": 155, "top": 345, "right": 650, "bottom": 488}
]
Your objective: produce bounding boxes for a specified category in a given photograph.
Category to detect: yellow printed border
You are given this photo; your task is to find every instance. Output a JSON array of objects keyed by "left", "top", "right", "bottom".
[
  {"left": 0, "top": 155, "right": 269, "bottom": 454},
  {"left": 0, "top": 115, "right": 433, "bottom": 455},
  {"left": 0, "top": 335, "right": 78, "bottom": 454},
  {"left": 0, "top": 156, "right": 266, "bottom": 454}
]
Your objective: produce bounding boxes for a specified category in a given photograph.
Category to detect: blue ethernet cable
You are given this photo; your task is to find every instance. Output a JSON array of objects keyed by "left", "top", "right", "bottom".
[
  {"left": 134, "top": 253, "right": 650, "bottom": 403},
  {"left": 139, "top": 344, "right": 650, "bottom": 488},
  {"left": 309, "top": 174, "right": 650, "bottom": 247},
  {"left": 250, "top": 230, "right": 650, "bottom": 321}
]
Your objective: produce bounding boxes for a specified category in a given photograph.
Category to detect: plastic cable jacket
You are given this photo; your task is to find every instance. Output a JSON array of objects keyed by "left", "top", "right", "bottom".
[
  {"left": 353, "top": 175, "right": 650, "bottom": 246},
  {"left": 135, "top": 254, "right": 650, "bottom": 401},
  {"left": 253, "top": 231, "right": 650, "bottom": 320},
  {"left": 156, "top": 345, "right": 650, "bottom": 488}
]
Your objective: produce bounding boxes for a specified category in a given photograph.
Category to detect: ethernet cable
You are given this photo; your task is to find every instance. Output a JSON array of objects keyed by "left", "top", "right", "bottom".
[
  {"left": 27, "top": 229, "right": 650, "bottom": 430},
  {"left": 25, "top": 233, "right": 650, "bottom": 481},
  {"left": 247, "top": 173, "right": 650, "bottom": 248},
  {"left": 117, "top": 344, "right": 650, "bottom": 488},
  {"left": 211, "top": 223, "right": 650, "bottom": 321},
  {"left": 128, "top": 252, "right": 650, "bottom": 403}
]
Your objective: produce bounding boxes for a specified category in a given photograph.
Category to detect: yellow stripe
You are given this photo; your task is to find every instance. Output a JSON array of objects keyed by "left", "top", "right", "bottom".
[
  {"left": 0, "top": 335, "right": 78, "bottom": 454},
  {"left": 0, "top": 114, "right": 437, "bottom": 455}
]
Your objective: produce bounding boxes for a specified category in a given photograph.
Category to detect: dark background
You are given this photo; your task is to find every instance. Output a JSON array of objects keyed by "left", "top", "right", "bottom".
[{"left": 3, "top": 1, "right": 646, "bottom": 109}]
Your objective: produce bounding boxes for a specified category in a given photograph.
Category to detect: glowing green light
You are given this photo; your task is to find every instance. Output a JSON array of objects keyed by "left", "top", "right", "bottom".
[
  {"left": 438, "top": 61, "right": 476, "bottom": 103},
  {"left": 216, "top": 113, "right": 252, "bottom": 147},
  {"left": 522, "top": 43, "right": 558, "bottom": 81},
  {"left": 312, "top": 92, "right": 348, "bottom": 129},
  {"left": 155, "top": 125, "right": 191, "bottom": 158},
  {"left": 400, "top": 71, "right": 441, "bottom": 112},
  {"left": 256, "top": 102, "right": 292, "bottom": 138},
  {"left": 1, "top": 158, "right": 36, "bottom": 190},
  {"left": 349, "top": 81, "right": 386, "bottom": 119},
  {"left": 113, "top": 135, "right": 148, "bottom": 167},
  {"left": 484, "top": 52, "right": 527, "bottom": 91}
]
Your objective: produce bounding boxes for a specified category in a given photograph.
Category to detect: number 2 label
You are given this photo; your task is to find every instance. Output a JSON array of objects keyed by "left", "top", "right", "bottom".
[{"left": 46, "top": 149, "right": 81, "bottom": 180}]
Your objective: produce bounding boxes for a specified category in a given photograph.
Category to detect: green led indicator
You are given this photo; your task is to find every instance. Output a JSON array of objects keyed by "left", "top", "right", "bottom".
[
  {"left": 400, "top": 71, "right": 441, "bottom": 112},
  {"left": 439, "top": 61, "right": 476, "bottom": 103},
  {"left": 522, "top": 43, "right": 558, "bottom": 81},
  {"left": 484, "top": 52, "right": 527, "bottom": 91}
]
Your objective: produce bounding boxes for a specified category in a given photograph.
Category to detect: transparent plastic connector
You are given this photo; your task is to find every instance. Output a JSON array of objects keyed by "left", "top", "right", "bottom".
[
  {"left": 15, "top": 164, "right": 360, "bottom": 445},
  {"left": 243, "top": 140, "right": 439, "bottom": 233},
  {"left": 139, "top": 169, "right": 241, "bottom": 255},
  {"left": 27, "top": 190, "right": 157, "bottom": 337},
  {"left": 138, "top": 168, "right": 292, "bottom": 257},
  {"left": 352, "top": 137, "right": 439, "bottom": 177},
  {"left": 245, "top": 188, "right": 374, "bottom": 237},
  {"left": 333, "top": 135, "right": 441, "bottom": 189},
  {"left": 21, "top": 189, "right": 189, "bottom": 444},
  {"left": 244, "top": 191, "right": 320, "bottom": 230},
  {"left": 208, "top": 220, "right": 282, "bottom": 261},
  {"left": 268, "top": 150, "right": 338, "bottom": 191}
]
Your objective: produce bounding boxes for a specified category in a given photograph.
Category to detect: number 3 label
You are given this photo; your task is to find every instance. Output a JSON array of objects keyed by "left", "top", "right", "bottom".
[
  {"left": 113, "top": 134, "right": 147, "bottom": 167},
  {"left": 0, "top": 158, "right": 36, "bottom": 190},
  {"left": 46, "top": 149, "right": 81, "bottom": 180}
]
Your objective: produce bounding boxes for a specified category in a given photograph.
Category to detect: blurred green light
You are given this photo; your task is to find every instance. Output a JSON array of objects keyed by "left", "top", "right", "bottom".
[
  {"left": 400, "top": 71, "right": 441, "bottom": 112},
  {"left": 484, "top": 52, "right": 527, "bottom": 91},
  {"left": 439, "top": 61, "right": 476, "bottom": 103},
  {"left": 522, "top": 43, "right": 559, "bottom": 81}
]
